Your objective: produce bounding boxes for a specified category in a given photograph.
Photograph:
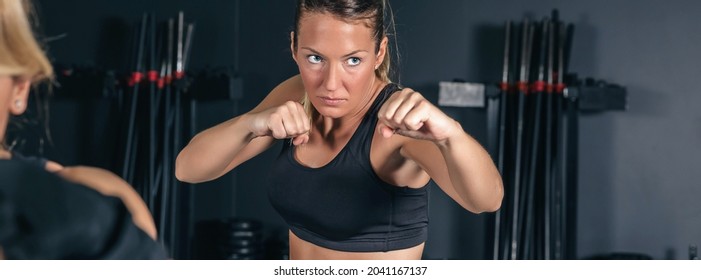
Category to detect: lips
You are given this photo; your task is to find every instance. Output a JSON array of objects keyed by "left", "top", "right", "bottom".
[{"left": 318, "top": 96, "right": 346, "bottom": 106}]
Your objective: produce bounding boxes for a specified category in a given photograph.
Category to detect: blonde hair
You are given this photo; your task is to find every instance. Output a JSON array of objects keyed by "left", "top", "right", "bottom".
[{"left": 0, "top": 0, "right": 53, "bottom": 82}]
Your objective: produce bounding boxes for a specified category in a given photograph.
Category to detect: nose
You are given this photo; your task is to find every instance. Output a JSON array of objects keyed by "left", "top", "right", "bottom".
[{"left": 323, "top": 63, "right": 341, "bottom": 92}]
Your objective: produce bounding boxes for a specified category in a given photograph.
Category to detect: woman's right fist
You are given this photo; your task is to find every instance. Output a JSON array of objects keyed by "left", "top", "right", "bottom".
[{"left": 248, "top": 101, "right": 310, "bottom": 145}]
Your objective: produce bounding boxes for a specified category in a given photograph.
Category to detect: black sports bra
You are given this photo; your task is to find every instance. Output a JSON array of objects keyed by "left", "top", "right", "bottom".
[{"left": 268, "top": 83, "right": 430, "bottom": 252}]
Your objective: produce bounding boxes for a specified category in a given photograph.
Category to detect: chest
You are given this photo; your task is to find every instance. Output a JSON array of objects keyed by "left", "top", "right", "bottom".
[
  {"left": 293, "top": 122, "right": 397, "bottom": 168},
  {"left": 293, "top": 127, "right": 425, "bottom": 188}
]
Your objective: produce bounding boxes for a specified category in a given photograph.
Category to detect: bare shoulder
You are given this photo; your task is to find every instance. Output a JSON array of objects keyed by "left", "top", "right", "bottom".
[
  {"left": 55, "top": 166, "right": 130, "bottom": 196},
  {"left": 55, "top": 166, "right": 158, "bottom": 239},
  {"left": 44, "top": 160, "right": 64, "bottom": 172},
  {"left": 45, "top": 162, "right": 139, "bottom": 206},
  {"left": 250, "top": 75, "right": 305, "bottom": 113},
  {"left": 275, "top": 74, "right": 305, "bottom": 97}
]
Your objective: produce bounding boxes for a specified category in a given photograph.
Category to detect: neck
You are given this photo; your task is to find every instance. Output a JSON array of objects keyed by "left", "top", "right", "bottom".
[
  {"left": 315, "top": 79, "right": 386, "bottom": 138},
  {"left": 315, "top": 113, "right": 364, "bottom": 139}
]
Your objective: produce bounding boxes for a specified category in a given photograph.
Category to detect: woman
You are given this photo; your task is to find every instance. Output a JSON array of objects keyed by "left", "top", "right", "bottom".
[
  {"left": 0, "top": 0, "right": 159, "bottom": 258},
  {"left": 176, "top": 0, "right": 503, "bottom": 260}
]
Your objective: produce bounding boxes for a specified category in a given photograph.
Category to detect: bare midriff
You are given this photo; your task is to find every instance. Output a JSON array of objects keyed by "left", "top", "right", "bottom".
[{"left": 288, "top": 230, "right": 424, "bottom": 260}]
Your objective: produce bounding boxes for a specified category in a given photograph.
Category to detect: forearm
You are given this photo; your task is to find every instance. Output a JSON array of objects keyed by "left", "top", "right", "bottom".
[
  {"left": 436, "top": 122, "right": 504, "bottom": 213},
  {"left": 175, "top": 114, "right": 257, "bottom": 183}
]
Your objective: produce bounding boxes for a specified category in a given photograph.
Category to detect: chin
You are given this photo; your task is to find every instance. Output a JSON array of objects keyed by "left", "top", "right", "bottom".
[
  {"left": 312, "top": 104, "right": 347, "bottom": 119},
  {"left": 315, "top": 108, "right": 345, "bottom": 119}
]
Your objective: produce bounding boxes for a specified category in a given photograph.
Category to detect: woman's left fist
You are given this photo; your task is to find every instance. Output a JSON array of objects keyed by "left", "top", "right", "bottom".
[{"left": 377, "top": 88, "right": 460, "bottom": 142}]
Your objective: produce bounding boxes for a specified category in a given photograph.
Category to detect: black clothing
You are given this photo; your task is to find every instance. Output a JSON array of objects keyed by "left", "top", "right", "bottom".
[
  {"left": 268, "top": 83, "right": 430, "bottom": 252},
  {"left": 0, "top": 159, "right": 166, "bottom": 259}
]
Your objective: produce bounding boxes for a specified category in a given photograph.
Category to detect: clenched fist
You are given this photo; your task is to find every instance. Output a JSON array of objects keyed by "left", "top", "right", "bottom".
[
  {"left": 248, "top": 101, "right": 311, "bottom": 146},
  {"left": 377, "top": 88, "right": 460, "bottom": 143}
]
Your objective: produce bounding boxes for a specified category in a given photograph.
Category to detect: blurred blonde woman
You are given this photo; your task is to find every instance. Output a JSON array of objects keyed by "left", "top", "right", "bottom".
[{"left": 0, "top": 0, "right": 160, "bottom": 259}]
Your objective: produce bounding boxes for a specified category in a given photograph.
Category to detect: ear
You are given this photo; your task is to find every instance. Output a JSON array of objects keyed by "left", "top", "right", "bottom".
[
  {"left": 290, "top": 31, "right": 298, "bottom": 64},
  {"left": 9, "top": 78, "right": 31, "bottom": 115},
  {"left": 375, "top": 36, "right": 389, "bottom": 69}
]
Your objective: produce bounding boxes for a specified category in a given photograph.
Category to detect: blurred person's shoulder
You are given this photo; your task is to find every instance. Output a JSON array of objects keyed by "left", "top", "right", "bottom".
[{"left": 0, "top": 160, "right": 167, "bottom": 259}]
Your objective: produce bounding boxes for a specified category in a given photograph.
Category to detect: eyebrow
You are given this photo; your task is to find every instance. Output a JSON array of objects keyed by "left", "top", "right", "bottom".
[{"left": 301, "top": 47, "right": 368, "bottom": 57}]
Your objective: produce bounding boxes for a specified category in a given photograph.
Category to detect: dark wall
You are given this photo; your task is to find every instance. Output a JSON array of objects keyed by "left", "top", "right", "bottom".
[
  {"left": 399, "top": 0, "right": 701, "bottom": 260},
  {"left": 36, "top": 0, "right": 297, "bottom": 235},
  {"left": 34, "top": 0, "right": 701, "bottom": 260},
  {"left": 37, "top": 0, "right": 238, "bottom": 70}
]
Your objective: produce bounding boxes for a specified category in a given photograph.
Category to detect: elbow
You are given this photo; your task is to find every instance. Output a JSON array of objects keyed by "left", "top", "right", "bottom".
[
  {"left": 471, "top": 199, "right": 502, "bottom": 214},
  {"left": 484, "top": 178, "right": 505, "bottom": 212},
  {"left": 471, "top": 179, "right": 504, "bottom": 214},
  {"left": 174, "top": 152, "right": 197, "bottom": 184},
  {"left": 174, "top": 166, "right": 187, "bottom": 183},
  {"left": 174, "top": 154, "right": 186, "bottom": 182},
  {"left": 175, "top": 148, "right": 224, "bottom": 184},
  {"left": 483, "top": 194, "right": 503, "bottom": 213}
]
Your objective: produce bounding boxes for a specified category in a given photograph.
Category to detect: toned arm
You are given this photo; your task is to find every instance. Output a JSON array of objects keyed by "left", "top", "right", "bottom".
[
  {"left": 401, "top": 124, "right": 503, "bottom": 213},
  {"left": 175, "top": 75, "right": 306, "bottom": 183}
]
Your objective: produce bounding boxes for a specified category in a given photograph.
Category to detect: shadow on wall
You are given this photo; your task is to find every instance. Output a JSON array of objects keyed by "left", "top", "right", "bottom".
[
  {"left": 568, "top": 15, "right": 615, "bottom": 260},
  {"left": 624, "top": 85, "right": 671, "bottom": 118},
  {"left": 606, "top": 83, "right": 678, "bottom": 260},
  {"left": 577, "top": 111, "right": 614, "bottom": 259}
]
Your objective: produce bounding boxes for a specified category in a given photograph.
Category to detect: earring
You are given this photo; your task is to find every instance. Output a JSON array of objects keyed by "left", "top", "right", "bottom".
[
  {"left": 375, "top": 64, "right": 379, "bottom": 70},
  {"left": 14, "top": 100, "right": 22, "bottom": 109}
]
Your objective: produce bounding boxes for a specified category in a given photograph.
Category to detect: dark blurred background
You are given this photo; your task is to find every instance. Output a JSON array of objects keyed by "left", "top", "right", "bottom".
[{"left": 28, "top": 0, "right": 701, "bottom": 259}]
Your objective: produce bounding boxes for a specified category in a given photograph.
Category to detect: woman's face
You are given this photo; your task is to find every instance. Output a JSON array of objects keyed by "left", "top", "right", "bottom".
[
  {"left": 0, "top": 75, "right": 30, "bottom": 145},
  {"left": 293, "top": 11, "right": 387, "bottom": 119}
]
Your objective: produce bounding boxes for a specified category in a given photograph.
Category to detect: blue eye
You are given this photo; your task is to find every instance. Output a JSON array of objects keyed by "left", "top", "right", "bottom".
[
  {"left": 307, "top": 55, "right": 322, "bottom": 64},
  {"left": 347, "top": 57, "right": 361, "bottom": 66}
]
